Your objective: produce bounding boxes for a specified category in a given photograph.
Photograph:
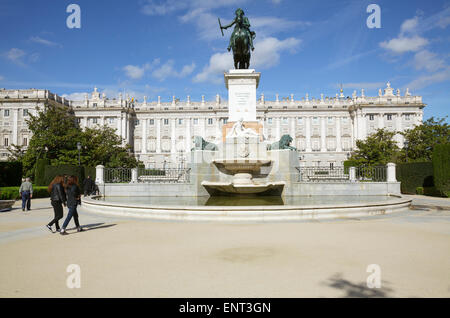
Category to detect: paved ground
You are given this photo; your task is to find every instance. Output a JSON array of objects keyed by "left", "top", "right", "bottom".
[{"left": 0, "top": 196, "right": 449, "bottom": 298}]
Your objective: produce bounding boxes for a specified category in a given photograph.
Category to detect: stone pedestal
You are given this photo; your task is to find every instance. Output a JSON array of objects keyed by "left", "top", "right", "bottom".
[{"left": 224, "top": 69, "right": 261, "bottom": 122}]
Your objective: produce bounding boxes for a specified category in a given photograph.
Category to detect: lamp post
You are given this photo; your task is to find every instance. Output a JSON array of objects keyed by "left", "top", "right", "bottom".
[
  {"left": 77, "top": 142, "right": 81, "bottom": 166},
  {"left": 404, "top": 140, "right": 409, "bottom": 163}
]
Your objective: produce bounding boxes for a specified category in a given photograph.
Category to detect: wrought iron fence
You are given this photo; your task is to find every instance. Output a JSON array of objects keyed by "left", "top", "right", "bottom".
[
  {"left": 104, "top": 168, "right": 132, "bottom": 183},
  {"left": 137, "top": 168, "right": 191, "bottom": 183},
  {"left": 297, "top": 165, "right": 387, "bottom": 182},
  {"left": 297, "top": 166, "right": 350, "bottom": 182},
  {"left": 355, "top": 166, "right": 386, "bottom": 182}
]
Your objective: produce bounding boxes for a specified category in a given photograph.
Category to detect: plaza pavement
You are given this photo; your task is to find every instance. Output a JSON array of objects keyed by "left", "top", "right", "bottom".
[{"left": 0, "top": 196, "right": 449, "bottom": 298}]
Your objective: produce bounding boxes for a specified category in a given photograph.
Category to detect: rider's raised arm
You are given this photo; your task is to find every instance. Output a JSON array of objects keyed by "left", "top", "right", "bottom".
[{"left": 222, "top": 18, "right": 236, "bottom": 29}]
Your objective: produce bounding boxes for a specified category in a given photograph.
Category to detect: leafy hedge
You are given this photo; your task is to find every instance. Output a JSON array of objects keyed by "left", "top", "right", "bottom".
[
  {"left": 34, "top": 159, "right": 49, "bottom": 186},
  {"left": 0, "top": 161, "right": 23, "bottom": 187},
  {"left": 0, "top": 186, "right": 50, "bottom": 200},
  {"left": 43, "top": 165, "right": 84, "bottom": 186},
  {"left": 433, "top": 143, "right": 450, "bottom": 197},
  {"left": 396, "top": 162, "right": 434, "bottom": 194},
  {"left": 343, "top": 160, "right": 358, "bottom": 174}
]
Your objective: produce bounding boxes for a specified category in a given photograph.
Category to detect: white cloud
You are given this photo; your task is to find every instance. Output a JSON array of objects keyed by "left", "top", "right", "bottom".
[
  {"left": 122, "top": 59, "right": 160, "bottom": 80},
  {"left": 379, "top": 36, "right": 428, "bottom": 54},
  {"left": 400, "top": 16, "right": 419, "bottom": 35},
  {"left": 30, "top": 36, "right": 61, "bottom": 47},
  {"left": 413, "top": 50, "right": 446, "bottom": 72},
  {"left": 194, "top": 36, "right": 300, "bottom": 83},
  {"left": 152, "top": 60, "right": 196, "bottom": 81},
  {"left": 4, "top": 48, "right": 26, "bottom": 64},
  {"left": 140, "top": 0, "right": 188, "bottom": 16},
  {"left": 406, "top": 67, "right": 450, "bottom": 89}
]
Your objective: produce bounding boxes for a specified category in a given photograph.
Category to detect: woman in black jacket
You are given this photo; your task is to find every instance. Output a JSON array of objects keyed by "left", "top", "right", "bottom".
[
  {"left": 60, "top": 175, "right": 84, "bottom": 235},
  {"left": 46, "top": 175, "right": 67, "bottom": 233}
]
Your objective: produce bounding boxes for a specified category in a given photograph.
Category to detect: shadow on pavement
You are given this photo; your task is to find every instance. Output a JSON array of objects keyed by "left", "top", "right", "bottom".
[
  {"left": 324, "top": 273, "right": 394, "bottom": 298},
  {"left": 67, "top": 223, "right": 117, "bottom": 232}
]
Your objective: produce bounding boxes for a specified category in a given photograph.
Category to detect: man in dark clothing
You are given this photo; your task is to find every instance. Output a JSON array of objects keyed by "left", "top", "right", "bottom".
[{"left": 83, "top": 176, "right": 95, "bottom": 196}]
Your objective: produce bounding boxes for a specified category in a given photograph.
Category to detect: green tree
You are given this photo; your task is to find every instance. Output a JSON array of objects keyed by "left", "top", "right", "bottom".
[
  {"left": 16, "top": 104, "right": 138, "bottom": 176},
  {"left": 401, "top": 117, "right": 449, "bottom": 162},
  {"left": 349, "top": 129, "right": 400, "bottom": 166}
]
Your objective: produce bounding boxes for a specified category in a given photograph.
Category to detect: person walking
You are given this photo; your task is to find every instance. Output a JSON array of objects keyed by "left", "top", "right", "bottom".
[
  {"left": 46, "top": 175, "right": 66, "bottom": 233},
  {"left": 83, "top": 175, "right": 94, "bottom": 196},
  {"left": 19, "top": 177, "right": 33, "bottom": 211},
  {"left": 60, "top": 175, "right": 84, "bottom": 235}
]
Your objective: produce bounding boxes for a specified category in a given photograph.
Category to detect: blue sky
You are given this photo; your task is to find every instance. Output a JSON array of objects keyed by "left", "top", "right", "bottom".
[{"left": 0, "top": 0, "right": 449, "bottom": 120}]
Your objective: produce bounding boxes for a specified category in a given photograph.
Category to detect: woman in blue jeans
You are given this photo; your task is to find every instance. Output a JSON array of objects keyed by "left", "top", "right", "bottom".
[{"left": 60, "top": 175, "right": 84, "bottom": 235}]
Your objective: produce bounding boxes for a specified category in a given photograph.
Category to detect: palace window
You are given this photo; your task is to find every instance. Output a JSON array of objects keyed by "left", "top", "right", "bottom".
[
  {"left": 108, "top": 118, "right": 115, "bottom": 124},
  {"left": 282, "top": 117, "right": 288, "bottom": 125},
  {"left": 163, "top": 119, "right": 169, "bottom": 125},
  {"left": 92, "top": 118, "right": 98, "bottom": 124},
  {"left": 135, "top": 120, "right": 140, "bottom": 126},
  {"left": 23, "top": 137, "right": 28, "bottom": 146},
  {"left": 223, "top": 118, "right": 228, "bottom": 124},
  {"left": 312, "top": 117, "right": 319, "bottom": 125},
  {"left": 193, "top": 118, "right": 198, "bottom": 125},
  {"left": 149, "top": 119, "right": 154, "bottom": 125},
  {"left": 93, "top": 103, "right": 97, "bottom": 107},
  {"left": 4, "top": 109, "right": 9, "bottom": 117},
  {"left": 297, "top": 117, "right": 303, "bottom": 125},
  {"left": 178, "top": 119, "right": 183, "bottom": 125},
  {"left": 268, "top": 118, "right": 273, "bottom": 125},
  {"left": 208, "top": 118, "right": 213, "bottom": 125},
  {"left": 327, "top": 117, "right": 333, "bottom": 124},
  {"left": 387, "top": 114, "right": 392, "bottom": 121},
  {"left": 23, "top": 109, "right": 28, "bottom": 117},
  {"left": 369, "top": 115, "right": 374, "bottom": 121},
  {"left": 76, "top": 118, "right": 81, "bottom": 124},
  {"left": 4, "top": 137, "right": 9, "bottom": 147},
  {"left": 405, "top": 114, "right": 410, "bottom": 121}
]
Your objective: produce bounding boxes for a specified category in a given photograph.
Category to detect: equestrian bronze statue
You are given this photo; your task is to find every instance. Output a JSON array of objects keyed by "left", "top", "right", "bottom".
[{"left": 219, "top": 8, "right": 256, "bottom": 69}]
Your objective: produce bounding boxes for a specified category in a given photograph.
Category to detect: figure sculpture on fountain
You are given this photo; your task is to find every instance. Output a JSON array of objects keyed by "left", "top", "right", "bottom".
[{"left": 226, "top": 118, "right": 260, "bottom": 138}]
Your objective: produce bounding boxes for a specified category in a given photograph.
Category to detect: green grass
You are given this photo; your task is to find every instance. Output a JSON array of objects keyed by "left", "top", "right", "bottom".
[{"left": 0, "top": 186, "right": 50, "bottom": 200}]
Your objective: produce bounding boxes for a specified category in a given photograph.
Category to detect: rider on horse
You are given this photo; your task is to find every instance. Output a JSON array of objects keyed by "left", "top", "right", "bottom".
[{"left": 221, "top": 8, "right": 255, "bottom": 52}]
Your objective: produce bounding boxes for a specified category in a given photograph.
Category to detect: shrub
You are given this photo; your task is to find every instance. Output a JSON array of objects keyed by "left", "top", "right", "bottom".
[
  {"left": 416, "top": 187, "right": 424, "bottom": 195},
  {"left": 396, "top": 162, "right": 434, "bottom": 194},
  {"left": 432, "top": 143, "right": 450, "bottom": 196},
  {"left": 0, "top": 161, "right": 23, "bottom": 187},
  {"left": 43, "top": 165, "right": 84, "bottom": 186},
  {"left": 0, "top": 186, "right": 50, "bottom": 200},
  {"left": 343, "top": 160, "right": 358, "bottom": 174},
  {"left": 84, "top": 166, "right": 96, "bottom": 181},
  {"left": 34, "top": 159, "right": 49, "bottom": 186}
]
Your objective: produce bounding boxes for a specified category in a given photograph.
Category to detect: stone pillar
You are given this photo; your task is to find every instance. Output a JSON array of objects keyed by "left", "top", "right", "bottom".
[
  {"left": 171, "top": 118, "right": 176, "bottom": 154},
  {"left": 100, "top": 116, "right": 105, "bottom": 126},
  {"left": 121, "top": 115, "right": 126, "bottom": 141},
  {"left": 305, "top": 116, "right": 312, "bottom": 152},
  {"left": 361, "top": 114, "right": 367, "bottom": 140},
  {"left": 387, "top": 163, "right": 397, "bottom": 182},
  {"left": 95, "top": 165, "right": 104, "bottom": 184},
  {"left": 156, "top": 118, "right": 161, "bottom": 153},
  {"left": 336, "top": 116, "right": 342, "bottom": 152},
  {"left": 290, "top": 117, "right": 296, "bottom": 145},
  {"left": 215, "top": 117, "right": 221, "bottom": 141},
  {"left": 131, "top": 167, "right": 138, "bottom": 183},
  {"left": 12, "top": 109, "right": 18, "bottom": 145},
  {"left": 142, "top": 118, "right": 147, "bottom": 154},
  {"left": 378, "top": 113, "right": 384, "bottom": 129},
  {"left": 276, "top": 117, "right": 281, "bottom": 140},
  {"left": 185, "top": 119, "right": 191, "bottom": 153},
  {"left": 320, "top": 117, "right": 326, "bottom": 152},
  {"left": 349, "top": 167, "right": 356, "bottom": 182},
  {"left": 396, "top": 113, "right": 404, "bottom": 146}
]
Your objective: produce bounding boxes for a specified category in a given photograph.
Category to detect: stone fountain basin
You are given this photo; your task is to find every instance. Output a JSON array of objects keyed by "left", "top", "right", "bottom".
[
  {"left": 213, "top": 158, "right": 272, "bottom": 175},
  {"left": 201, "top": 181, "right": 285, "bottom": 195},
  {"left": 0, "top": 200, "right": 15, "bottom": 212}
]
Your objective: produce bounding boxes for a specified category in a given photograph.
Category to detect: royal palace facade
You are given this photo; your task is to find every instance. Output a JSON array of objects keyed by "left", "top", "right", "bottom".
[{"left": 0, "top": 82, "right": 425, "bottom": 168}]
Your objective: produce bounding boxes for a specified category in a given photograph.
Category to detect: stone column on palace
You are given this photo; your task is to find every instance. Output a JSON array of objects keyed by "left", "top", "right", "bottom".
[
  {"left": 215, "top": 117, "right": 221, "bottom": 142},
  {"left": 121, "top": 114, "right": 127, "bottom": 141},
  {"left": 185, "top": 118, "right": 191, "bottom": 153},
  {"left": 305, "top": 116, "right": 312, "bottom": 152},
  {"left": 378, "top": 113, "right": 384, "bottom": 129},
  {"left": 336, "top": 116, "right": 342, "bottom": 152},
  {"left": 142, "top": 118, "right": 147, "bottom": 154},
  {"left": 117, "top": 116, "right": 122, "bottom": 138},
  {"left": 171, "top": 118, "right": 176, "bottom": 154},
  {"left": 276, "top": 117, "right": 281, "bottom": 140},
  {"left": 12, "top": 109, "right": 18, "bottom": 145},
  {"left": 100, "top": 116, "right": 105, "bottom": 127},
  {"left": 361, "top": 113, "right": 367, "bottom": 140},
  {"left": 396, "top": 112, "right": 403, "bottom": 146},
  {"left": 290, "top": 117, "right": 296, "bottom": 145},
  {"left": 320, "top": 116, "right": 326, "bottom": 152},
  {"left": 156, "top": 118, "right": 161, "bottom": 153}
]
